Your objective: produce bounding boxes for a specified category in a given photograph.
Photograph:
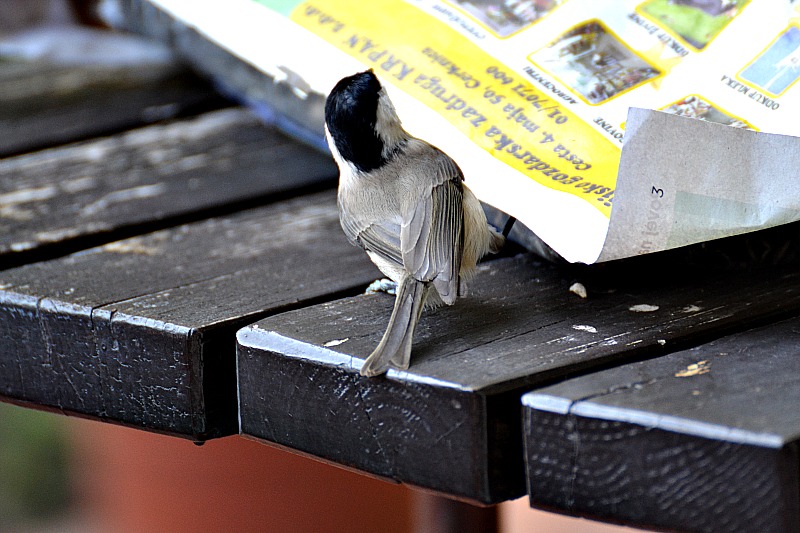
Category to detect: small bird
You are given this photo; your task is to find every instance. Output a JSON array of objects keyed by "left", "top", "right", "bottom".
[{"left": 324, "top": 69, "right": 504, "bottom": 377}]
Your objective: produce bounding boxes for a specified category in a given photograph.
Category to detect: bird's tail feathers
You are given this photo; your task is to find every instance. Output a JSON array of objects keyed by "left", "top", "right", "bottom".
[{"left": 360, "top": 276, "right": 426, "bottom": 377}]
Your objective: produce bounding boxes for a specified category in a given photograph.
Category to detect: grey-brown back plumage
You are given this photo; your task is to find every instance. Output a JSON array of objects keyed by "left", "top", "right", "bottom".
[{"left": 338, "top": 139, "right": 464, "bottom": 304}]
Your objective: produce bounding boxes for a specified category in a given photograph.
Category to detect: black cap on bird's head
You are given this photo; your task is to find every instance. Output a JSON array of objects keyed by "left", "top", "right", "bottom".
[
  {"left": 325, "top": 69, "right": 404, "bottom": 173},
  {"left": 325, "top": 69, "right": 382, "bottom": 124}
]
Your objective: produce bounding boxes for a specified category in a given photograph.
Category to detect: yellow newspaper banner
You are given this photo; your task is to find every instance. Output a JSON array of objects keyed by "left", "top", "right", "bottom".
[{"left": 290, "top": 0, "right": 619, "bottom": 217}]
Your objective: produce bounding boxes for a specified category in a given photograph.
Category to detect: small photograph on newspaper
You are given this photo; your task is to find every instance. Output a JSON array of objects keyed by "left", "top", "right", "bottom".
[
  {"left": 739, "top": 25, "right": 800, "bottom": 96},
  {"left": 447, "top": 0, "right": 566, "bottom": 38},
  {"left": 637, "top": 0, "right": 750, "bottom": 50},
  {"left": 530, "top": 20, "right": 661, "bottom": 104},
  {"left": 661, "top": 95, "right": 754, "bottom": 129}
]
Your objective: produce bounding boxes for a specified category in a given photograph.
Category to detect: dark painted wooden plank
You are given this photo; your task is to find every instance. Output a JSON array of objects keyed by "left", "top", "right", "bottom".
[
  {"left": 522, "top": 317, "right": 800, "bottom": 533},
  {"left": 0, "top": 107, "right": 336, "bottom": 268},
  {"left": 236, "top": 251, "right": 800, "bottom": 504},
  {"left": 0, "top": 190, "right": 379, "bottom": 440},
  {"left": 0, "top": 58, "right": 224, "bottom": 156}
]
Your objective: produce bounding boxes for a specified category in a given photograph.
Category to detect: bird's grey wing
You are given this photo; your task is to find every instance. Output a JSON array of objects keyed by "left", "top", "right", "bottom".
[
  {"left": 401, "top": 156, "right": 464, "bottom": 305},
  {"left": 358, "top": 221, "right": 403, "bottom": 267},
  {"left": 339, "top": 202, "right": 403, "bottom": 267}
]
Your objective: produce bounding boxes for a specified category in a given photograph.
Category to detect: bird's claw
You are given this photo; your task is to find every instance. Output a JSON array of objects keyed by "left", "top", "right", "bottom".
[{"left": 365, "top": 278, "right": 397, "bottom": 295}]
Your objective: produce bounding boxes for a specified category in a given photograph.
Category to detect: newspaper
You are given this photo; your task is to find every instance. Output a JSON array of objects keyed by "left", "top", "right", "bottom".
[{"left": 144, "top": 0, "right": 800, "bottom": 263}]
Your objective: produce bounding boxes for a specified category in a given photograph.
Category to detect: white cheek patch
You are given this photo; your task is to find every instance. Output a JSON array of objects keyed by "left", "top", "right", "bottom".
[{"left": 325, "top": 125, "right": 359, "bottom": 185}]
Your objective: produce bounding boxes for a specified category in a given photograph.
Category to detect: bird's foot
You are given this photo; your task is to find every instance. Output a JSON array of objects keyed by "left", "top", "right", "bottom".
[{"left": 365, "top": 278, "right": 397, "bottom": 295}]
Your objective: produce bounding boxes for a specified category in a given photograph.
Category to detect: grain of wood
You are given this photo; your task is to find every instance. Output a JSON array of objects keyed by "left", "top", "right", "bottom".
[
  {"left": 0, "top": 190, "right": 379, "bottom": 439},
  {"left": 0, "top": 107, "right": 336, "bottom": 267},
  {"left": 237, "top": 252, "right": 800, "bottom": 503},
  {"left": 0, "top": 59, "right": 223, "bottom": 156},
  {"left": 523, "top": 317, "right": 800, "bottom": 532}
]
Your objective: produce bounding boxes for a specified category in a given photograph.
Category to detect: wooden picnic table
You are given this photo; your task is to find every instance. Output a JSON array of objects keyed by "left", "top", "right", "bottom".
[{"left": 3, "top": 29, "right": 800, "bottom": 533}]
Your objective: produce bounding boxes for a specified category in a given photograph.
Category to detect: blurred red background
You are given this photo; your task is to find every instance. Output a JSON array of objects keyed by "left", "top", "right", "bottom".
[{"left": 67, "top": 416, "right": 637, "bottom": 533}]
